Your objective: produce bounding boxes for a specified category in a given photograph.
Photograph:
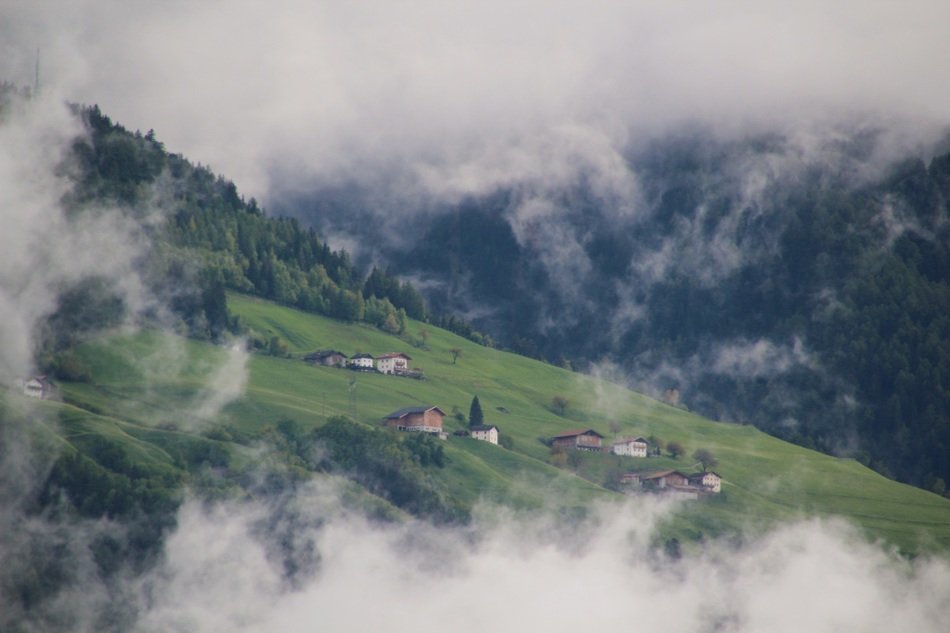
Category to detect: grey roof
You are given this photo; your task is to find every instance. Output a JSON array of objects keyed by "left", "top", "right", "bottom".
[
  {"left": 305, "top": 349, "right": 348, "bottom": 360},
  {"left": 470, "top": 424, "right": 498, "bottom": 432},
  {"left": 552, "top": 428, "right": 605, "bottom": 439}
]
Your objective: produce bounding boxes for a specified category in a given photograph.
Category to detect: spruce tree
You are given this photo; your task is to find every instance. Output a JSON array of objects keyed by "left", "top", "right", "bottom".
[{"left": 469, "top": 395, "right": 484, "bottom": 428}]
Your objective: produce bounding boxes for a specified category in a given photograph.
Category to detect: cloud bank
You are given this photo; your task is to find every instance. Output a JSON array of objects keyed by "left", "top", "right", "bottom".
[
  {"left": 2, "top": 1, "right": 950, "bottom": 202},
  {"left": 16, "top": 486, "right": 950, "bottom": 633},
  {"left": 0, "top": 92, "right": 152, "bottom": 382}
]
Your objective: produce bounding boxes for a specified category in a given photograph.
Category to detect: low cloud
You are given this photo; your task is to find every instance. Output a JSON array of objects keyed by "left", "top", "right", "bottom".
[
  {"left": 0, "top": 92, "right": 152, "bottom": 382},
  {"left": 15, "top": 484, "right": 950, "bottom": 633},
  {"left": 3, "top": 2, "right": 950, "bottom": 204},
  {"left": 711, "top": 337, "right": 816, "bottom": 379},
  {"left": 193, "top": 341, "right": 249, "bottom": 422}
]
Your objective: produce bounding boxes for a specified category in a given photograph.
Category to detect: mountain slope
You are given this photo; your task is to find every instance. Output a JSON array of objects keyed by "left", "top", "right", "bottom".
[
  {"left": 49, "top": 292, "right": 950, "bottom": 555},
  {"left": 288, "top": 131, "right": 950, "bottom": 493}
]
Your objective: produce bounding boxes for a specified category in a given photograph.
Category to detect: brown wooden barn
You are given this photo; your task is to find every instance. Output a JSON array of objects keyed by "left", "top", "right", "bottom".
[
  {"left": 382, "top": 405, "right": 446, "bottom": 437},
  {"left": 550, "top": 428, "right": 605, "bottom": 451}
]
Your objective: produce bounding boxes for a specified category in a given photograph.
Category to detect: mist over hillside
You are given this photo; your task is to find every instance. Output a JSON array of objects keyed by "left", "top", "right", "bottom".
[
  {"left": 3, "top": 3, "right": 950, "bottom": 631},
  {"left": 275, "top": 124, "right": 950, "bottom": 495}
]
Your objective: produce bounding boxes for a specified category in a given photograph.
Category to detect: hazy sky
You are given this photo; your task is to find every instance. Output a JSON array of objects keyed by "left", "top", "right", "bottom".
[{"left": 3, "top": 1, "right": 950, "bottom": 201}]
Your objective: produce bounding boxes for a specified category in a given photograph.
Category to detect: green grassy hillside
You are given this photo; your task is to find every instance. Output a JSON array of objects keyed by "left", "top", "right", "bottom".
[{"left": 47, "top": 292, "right": 950, "bottom": 554}]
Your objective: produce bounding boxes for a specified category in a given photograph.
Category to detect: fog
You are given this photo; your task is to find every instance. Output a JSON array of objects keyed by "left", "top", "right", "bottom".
[
  {"left": 2, "top": 1, "right": 950, "bottom": 203},
  {"left": 12, "top": 484, "right": 948, "bottom": 633},
  {"left": 0, "top": 92, "right": 151, "bottom": 382}
]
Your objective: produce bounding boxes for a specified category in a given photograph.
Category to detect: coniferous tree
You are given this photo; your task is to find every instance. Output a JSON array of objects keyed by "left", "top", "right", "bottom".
[{"left": 469, "top": 395, "right": 484, "bottom": 428}]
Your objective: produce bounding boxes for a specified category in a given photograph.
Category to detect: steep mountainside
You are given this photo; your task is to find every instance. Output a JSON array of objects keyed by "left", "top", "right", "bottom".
[
  {"left": 3, "top": 88, "right": 950, "bottom": 632},
  {"left": 282, "top": 131, "right": 950, "bottom": 494},
  {"left": 28, "top": 293, "right": 950, "bottom": 556}
]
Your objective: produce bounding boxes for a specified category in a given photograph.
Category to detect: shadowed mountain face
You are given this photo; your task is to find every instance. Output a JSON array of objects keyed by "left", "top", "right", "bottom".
[{"left": 278, "top": 129, "right": 950, "bottom": 492}]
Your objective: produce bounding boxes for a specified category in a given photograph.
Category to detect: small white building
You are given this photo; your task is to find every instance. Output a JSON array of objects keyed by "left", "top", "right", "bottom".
[
  {"left": 349, "top": 353, "right": 375, "bottom": 370},
  {"left": 377, "top": 352, "right": 411, "bottom": 375},
  {"left": 611, "top": 437, "right": 648, "bottom": 457},
  {"left": 470, "top": 424, "right": 499, "bottom": 445},
  {"left": 688, "top": 472, "right": 722, "bottom": 493},
  {"left": 18, "top": 376, "right": 52, "bottom": 399}
]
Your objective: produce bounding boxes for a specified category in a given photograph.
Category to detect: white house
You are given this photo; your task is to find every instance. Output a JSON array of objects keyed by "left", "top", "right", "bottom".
[
  {"left": 18, "top": 376, "right": 52, "bottom": 399},
  {"left": 688, "top": 472, "right": 722, "bottom": 493},
  {"left": 611, "top": 437, "right": 648, "bottom": 457},
  {"left": 349, "top": 353, "right": 375, "bottom": 370},
  {"left": 470, "top": 424, "right": 499, "bottom": 445},
  {"left": 377, "top": 352, "right": 411, "bottom": 375}
]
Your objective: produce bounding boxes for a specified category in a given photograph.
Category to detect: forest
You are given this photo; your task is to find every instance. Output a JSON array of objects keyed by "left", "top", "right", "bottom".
[{"left": 28, "top": 98, "right": 493, "bottom": 360}]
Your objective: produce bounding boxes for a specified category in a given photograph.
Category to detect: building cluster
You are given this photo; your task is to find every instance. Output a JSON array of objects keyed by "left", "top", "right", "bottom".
[
  {"left": 305, "top": 350, "right": 423, "bottom": 378},
  {"left": 381, "top": 405, "right": 500, "bottom": 445},
  {"left": 309, "top": 353, "right": 716, "bottom": 495},
  {"left": 620, "top": 469, "right": 722, "bottom": 497},
  {"left": 550, "top": 427, "right": 722, "bottom": 496}
]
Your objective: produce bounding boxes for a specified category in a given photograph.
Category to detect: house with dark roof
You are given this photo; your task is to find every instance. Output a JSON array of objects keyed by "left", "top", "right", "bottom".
[
  {"left": 688, "top": 471, "right": 722, "bottom": 493},
  {"left": 382, "top": 405, "right": 447, "bottom": 438},
  {"left": 18, "top": 375, "right": 53, "bottom": 399},
  {"left": 349, "top": 353, "right": 375, "bottom": 370},
  {"left": 611, "top": 436, "right": 648, "bottom": 457},
  {"left": 640, "top": 470, "right": 690, "bottom": 489},
  {"left": 470, "top": 424, "right": 499, "bottom": 445},
  {"left": 304, "top": 350, "right": 348, "bottom": 367},
  {"left": 551, "top": 428, "right": 604, "bottom": 451}
]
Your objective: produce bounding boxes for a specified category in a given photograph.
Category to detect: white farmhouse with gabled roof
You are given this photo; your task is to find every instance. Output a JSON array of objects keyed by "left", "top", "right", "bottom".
[
  {"left": 611, "top": 436, "right": 648, "bottom": 457},
  {"left": 688, "top": 471, "right": 722, "bottom": 493},
  {"left": 470, "top": 424, "right": 499, "bottom": 445},
  {"left": 349, "top": 353, "right": 375, "bottom": 370},
  {"left": 377, "top": 352, "right": 411, "bottom": 375},
  {"left": 18, "top": 376, "right": 53, "bottom": 399}
]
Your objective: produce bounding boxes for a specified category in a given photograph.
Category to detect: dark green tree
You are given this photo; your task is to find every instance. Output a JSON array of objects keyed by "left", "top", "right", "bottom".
[{"left": 469, "top": 395, "right": 484, "bottom": 428}]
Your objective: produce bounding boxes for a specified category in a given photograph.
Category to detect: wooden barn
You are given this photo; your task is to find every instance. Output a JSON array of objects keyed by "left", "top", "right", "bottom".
[
  {"left": 551, "top": 428, "right": 604, "bottom": 451},
  {"left": 382, "top": 405, "right": 446, "bottom": 437}
]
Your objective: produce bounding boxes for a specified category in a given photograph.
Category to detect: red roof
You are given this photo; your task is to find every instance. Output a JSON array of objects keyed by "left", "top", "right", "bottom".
[{"left": 377, "top": 352, "right": 412, "bottom": 360}]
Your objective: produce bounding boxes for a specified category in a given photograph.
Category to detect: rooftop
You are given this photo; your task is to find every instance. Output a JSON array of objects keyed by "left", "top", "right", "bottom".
[{"left": 383, "top": 405, "right": 445, "bottom": 419}]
